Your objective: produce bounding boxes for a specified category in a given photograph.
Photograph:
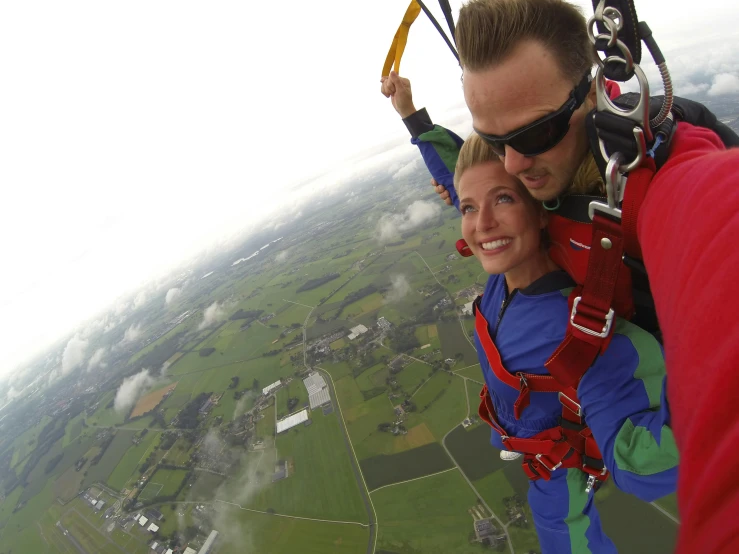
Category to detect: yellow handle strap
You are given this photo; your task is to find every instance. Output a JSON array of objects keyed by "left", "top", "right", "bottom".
[{"left": 382, "top": 0, "right": 422, "bottom": 77}]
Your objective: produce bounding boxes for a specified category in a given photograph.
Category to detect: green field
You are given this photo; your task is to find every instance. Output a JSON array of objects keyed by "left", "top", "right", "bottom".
[
  {"left": 211, "top": 504, "right": 369, "bottom": 553},
  {"left": 445, "top": 424, "right": 505, "bottom": 481},
  {"left": 412, "top": 372, "right": 467, "bottom": 439},
  {"left": 140, "top": 468, "right": 188, "bottom": 500},
  {"left": 8, "top": 415, "right": 53, "bottom": 469},
  {"left": 247, "top": 407, "right": 366, "bottom": 522},
  {"left": 81, "top": 430, "right": 137, "bottom": 490},
  {"left": 437, "top": 320, "right": 478, "bottom": 367},
  {"left": 360, "top": 442, "right": 453, "bottom": 491},
  {"left": 372, "top": 468, "right": 488, "bottom": 554},
  {"left": 106, "top": 431, "right": 157, "bottom": 491},
  {"left": 596, "top": 482, "right": 678, "bottom": 553}
]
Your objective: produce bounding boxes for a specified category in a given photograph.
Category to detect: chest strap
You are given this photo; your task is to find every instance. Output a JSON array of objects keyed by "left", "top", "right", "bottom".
[
  {"left": 474, "top": 297, "right": 608, "bottom": 491},
  {"left": 474, "top": 297, "right": 580, "bottom": 420}
]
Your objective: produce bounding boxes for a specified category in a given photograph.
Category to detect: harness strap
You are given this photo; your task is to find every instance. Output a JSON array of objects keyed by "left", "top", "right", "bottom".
[
  {"left": 545, "top": 214, "right": 623, "bottom": 387},
  {"left": 478, "top": 384, "right": 608, "bottom": 485},
  {"left": 474, "top": 297, "right": 575, "bottom": 419},
  {"left": 621, "top": 161, "right": 656, "bottom": 260},
  {"left": 381, "top": 0, "right": 422, "bottom": 77}
]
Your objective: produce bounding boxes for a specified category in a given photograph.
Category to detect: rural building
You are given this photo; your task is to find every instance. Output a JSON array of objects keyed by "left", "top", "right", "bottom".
[
  {"left": 461, "top": 301, "right": 474, "bottom": 316},
  {"left": 198, "top": 530, "right": 219, "bottom": 554},
  {"left": 347, "top": 324, "right": 369, "bottom": 340},
  {"left": 262, "top": 380, "right": 282, "bottom": 396},
  {"left": 94, "top": 500, "right": 105, "bottom": 511},
  {"left": 303, "top": 372, "right": 331, "bottom": 409},
  {"left": 139, "top": 516, "right": 149, "bottom": 527},
  {"left": 165, "top": 549, "right": 174, "bottom": 554},
  {"left": 148, "top": 523, "right": 160, "bottom": 532},
  {"left": 184, "top": 548, "right": 197, "bottom": 554},
  {"left": 150, "top": 541, "right": 158, "bottom": 551},
  {"left": 272, "top": 460, "right": 289, "bottom": 482},
  {"left": 199, "top": 399, "right": 213, "bottom": 414},
  {"left": 276, "top": 409, "right": 309, "bottom": 433},
  {"left": 473, "top": 517, "right": 502, "bottom": 543},
  {"left": 146, "top": 509, "right": 164, "bottom": 521}
]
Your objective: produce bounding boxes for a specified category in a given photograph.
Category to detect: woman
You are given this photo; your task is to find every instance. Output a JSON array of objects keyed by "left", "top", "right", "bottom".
[{"left": 449, "top": 134, "right": 675, "bottom": 553}]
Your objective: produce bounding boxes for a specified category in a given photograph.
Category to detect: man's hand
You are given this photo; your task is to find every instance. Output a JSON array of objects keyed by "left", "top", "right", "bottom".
[
  {"left": 432, "top": 178, "right": 453, "bottom": 206},
  {"left": 380, "top": 71, "right": 417, "bottom": 119}
]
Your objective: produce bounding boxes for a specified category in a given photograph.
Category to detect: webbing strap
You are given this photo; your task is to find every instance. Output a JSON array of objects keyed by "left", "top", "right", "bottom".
[
  {"left": 437, "top": 0, "right": 456, "bottom": 43},
  {"left": 545, "top": 215, "right": 624, "bottom": 387},
  {"left": 381, "top": 0, "right": 422, "bottom": 77},
  {"left": 621, "top": 161, "right": 655, "bottom": 259},
  {"left": 474, "top": 298, "right": 564, "bottom": 419},
  {"left": 478, "top": 385, "right": 608, "bottom": 485}
]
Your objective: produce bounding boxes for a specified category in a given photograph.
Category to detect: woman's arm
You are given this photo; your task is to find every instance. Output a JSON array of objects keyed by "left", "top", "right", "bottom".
[
  {"left": 381, "top": 71, "right": 463, "bottom": 211},
  {"left": 577, "top": 320, "right": 678, "bottom": 502}
]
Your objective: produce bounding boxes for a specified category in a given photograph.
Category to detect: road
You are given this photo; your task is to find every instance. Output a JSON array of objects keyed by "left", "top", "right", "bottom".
[
  {"left": 295, "top": 300, "right": 377, "bottom": 553},
  {"left": 317, "top": 367, "right": 377, "bottom": 554},
  {"left": 56, "top": 522, "right": 89, "bottom": 554},
  {"left": 441, "top": 424, "right": 515, "bottom": 554}
]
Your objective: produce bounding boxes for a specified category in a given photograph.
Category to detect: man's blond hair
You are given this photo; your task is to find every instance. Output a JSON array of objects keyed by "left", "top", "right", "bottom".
[{"left": 456, "top": 0, "right": 594, "bottom": 85}]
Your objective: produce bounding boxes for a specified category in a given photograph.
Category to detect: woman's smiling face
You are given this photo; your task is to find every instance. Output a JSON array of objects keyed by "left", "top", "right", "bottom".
[{"left": 459, "top": 161, "right": 547, "bottom": 278}]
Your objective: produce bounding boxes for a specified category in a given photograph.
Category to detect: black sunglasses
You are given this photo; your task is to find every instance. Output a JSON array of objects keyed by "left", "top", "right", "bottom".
[{"left": 474, "top": 72, "right": 593, "bottom": 157}]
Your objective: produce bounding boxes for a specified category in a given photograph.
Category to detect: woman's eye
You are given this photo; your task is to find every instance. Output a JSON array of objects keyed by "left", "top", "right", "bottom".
[
  {"left": 461, "top": 205, "right": 475, "bottom": 215},
  {"left": 497, "top": 194, "right": 514, "bottom": 204}
]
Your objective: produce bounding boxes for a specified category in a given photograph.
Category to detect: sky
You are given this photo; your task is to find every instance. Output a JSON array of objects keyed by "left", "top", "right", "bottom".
[{"left": 1, "top": 0, "right": 738, "bottom": 380}]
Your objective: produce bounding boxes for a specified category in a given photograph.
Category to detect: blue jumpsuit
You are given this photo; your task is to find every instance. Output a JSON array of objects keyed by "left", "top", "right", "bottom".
[{"left": 401, "top": 109, "right": 678, "bottom": 553}]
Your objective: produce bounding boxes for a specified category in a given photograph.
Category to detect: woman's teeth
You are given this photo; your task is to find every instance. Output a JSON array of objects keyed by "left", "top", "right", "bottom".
[{"left": 481, "top": 238, "right": 512, "bottom": 250}]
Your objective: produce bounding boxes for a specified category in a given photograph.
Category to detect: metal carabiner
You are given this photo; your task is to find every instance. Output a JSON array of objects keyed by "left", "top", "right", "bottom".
[{"left": 595, "top": 63, "right": 653, "bottom": 143}]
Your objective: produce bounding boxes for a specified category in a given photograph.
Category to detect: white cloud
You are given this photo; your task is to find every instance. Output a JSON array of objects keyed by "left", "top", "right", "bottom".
[
  {"left": 198, "top": 302, "right": 226, "bottom": 330},
  {"left": 708, "top": 73, "right": 739, "bottom": 96},
  {"left": 391, "top": 159, "right": 422, "bottom": 181},
  {"left": 114, "top": 369, "right": 156, "bottom": 414},
  {"left": 133, "top": 290, "right": 149, "bottom": 309},
  {"left": 375, "top": 200, "right": 442, "bottom": 244},
  {"left": 87, "top": 347, "right": 107, "bottom": 371},
  {"left": 61, "top": 335, "right": 88, "bottom": 376},
  {"left": 160, "top": 360, "right": 171, "bottom": 377},
  {"left": 165, "top": 287, "right": 182, "bottom": 305},
  {"left": 275, "top": 249, "right": 290, "bottom": 263},
  {"left": 114, "top": 300, "right": 130, "bottom": 316},
  {"left": 120, "top": 322, "right": 143, "bottom": 345},
  {"left": 385, "top": 274, "right": 411, "bottom": 303}
]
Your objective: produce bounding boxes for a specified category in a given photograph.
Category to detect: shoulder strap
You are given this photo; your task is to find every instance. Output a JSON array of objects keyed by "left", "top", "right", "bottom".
[{"left": 545, "top": 214, "right": 623, "bottom": 387}]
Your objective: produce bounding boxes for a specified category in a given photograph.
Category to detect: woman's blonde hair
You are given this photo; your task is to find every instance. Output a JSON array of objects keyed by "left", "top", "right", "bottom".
[
  {"left": 453, "top": 133, "right": 502, "bottom": 195},
  {"left": 570, "top": 152, "right": 605, "bottom": 195}
]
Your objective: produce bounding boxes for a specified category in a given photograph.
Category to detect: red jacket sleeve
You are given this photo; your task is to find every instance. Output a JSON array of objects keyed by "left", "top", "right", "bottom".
[{"left": 638, "top": 122, "right": 739, "bottom": 554}]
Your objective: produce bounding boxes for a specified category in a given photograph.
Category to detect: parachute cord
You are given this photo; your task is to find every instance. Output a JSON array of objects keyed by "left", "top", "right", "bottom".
[
  {"left": 646, "top": 134, "right": 665, "bottom": 158},
  {"left": 416, "top": 0, "right": 460, "bottom": 64}
]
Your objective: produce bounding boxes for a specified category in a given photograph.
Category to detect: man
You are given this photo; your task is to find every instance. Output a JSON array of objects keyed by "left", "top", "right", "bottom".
[{"left": 451, "top": 2, "right": 739, "bottom": 552}]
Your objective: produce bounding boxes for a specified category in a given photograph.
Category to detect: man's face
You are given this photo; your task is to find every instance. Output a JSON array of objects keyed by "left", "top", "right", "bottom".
[{"left": 463, "top": 40, "right": 594, "bottom": 202}]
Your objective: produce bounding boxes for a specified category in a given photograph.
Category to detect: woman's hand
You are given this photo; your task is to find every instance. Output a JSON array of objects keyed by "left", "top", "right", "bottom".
[
  {"left": 380, "top": 71, "right": 417, "bottom": 119},
  {"left": 432, "top": 178, "right": 453, "bottom": 206}
]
